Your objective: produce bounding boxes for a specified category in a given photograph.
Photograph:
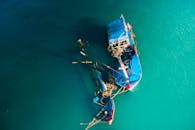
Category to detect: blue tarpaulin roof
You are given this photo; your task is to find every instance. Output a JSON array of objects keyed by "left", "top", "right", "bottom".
[{"left": 107, "top": 18, "right": 127, "bottom": 43}]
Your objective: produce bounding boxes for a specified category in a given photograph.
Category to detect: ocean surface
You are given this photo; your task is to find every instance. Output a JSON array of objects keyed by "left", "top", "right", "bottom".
[{"left": 0, "top": 0, "right": 195, "bottom": 130}]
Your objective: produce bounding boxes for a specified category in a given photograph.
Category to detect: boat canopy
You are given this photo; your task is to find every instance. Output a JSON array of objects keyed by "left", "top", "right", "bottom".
[{"left": 107, "top": 18, "right": 128, "bottom": 44}]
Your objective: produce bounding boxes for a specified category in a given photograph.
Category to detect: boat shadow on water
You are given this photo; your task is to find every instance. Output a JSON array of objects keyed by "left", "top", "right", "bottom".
[
  {"left": 72, "top": 17, "right": 107, "bottom": 46},
  {"left": 71, "top": 16, "right": 115, "bottom": 65}
]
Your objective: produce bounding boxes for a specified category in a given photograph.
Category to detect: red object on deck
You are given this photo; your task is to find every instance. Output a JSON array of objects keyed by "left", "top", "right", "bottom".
[{"left": 125, "top": 84, "right": 133, "bottom": 90}]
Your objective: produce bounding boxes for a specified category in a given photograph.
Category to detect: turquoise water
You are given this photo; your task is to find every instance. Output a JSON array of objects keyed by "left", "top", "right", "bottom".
[{"left": 0, "top": 0, "right": 195, "bottom": 130}]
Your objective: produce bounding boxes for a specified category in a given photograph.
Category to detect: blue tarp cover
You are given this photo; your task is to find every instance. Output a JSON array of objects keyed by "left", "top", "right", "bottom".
[{"left": 107, "top": 18, "right": 127, "bottom": 44}]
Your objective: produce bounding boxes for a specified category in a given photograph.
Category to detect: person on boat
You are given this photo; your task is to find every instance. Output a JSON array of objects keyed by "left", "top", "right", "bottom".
[
  {"left": 130, "top": 45, "right": 136, "bottom": 55},
  {"left": 125, "top": 45, "right": 135, "bottom": 54}
]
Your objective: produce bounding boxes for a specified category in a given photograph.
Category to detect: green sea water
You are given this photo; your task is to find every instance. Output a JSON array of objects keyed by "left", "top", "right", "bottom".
[{"left": 0, "top": 0, "right": 195, "bottom": 130}]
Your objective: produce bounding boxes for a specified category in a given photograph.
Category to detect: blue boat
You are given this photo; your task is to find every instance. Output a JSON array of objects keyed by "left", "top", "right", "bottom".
[
  {"left": 84, "top": 99, "right": 115, "bottom": 130},
  {"left": 107, "top": 15, "right": 142, "bottom": 91},
  {"left": 101, "top": 99, "right": 115, "bottom": 125}
]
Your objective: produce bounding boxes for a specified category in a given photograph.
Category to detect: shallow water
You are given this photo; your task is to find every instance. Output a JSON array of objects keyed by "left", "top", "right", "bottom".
[{"left": 0, "top": 0, "right": 195, "bottom": 130}]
